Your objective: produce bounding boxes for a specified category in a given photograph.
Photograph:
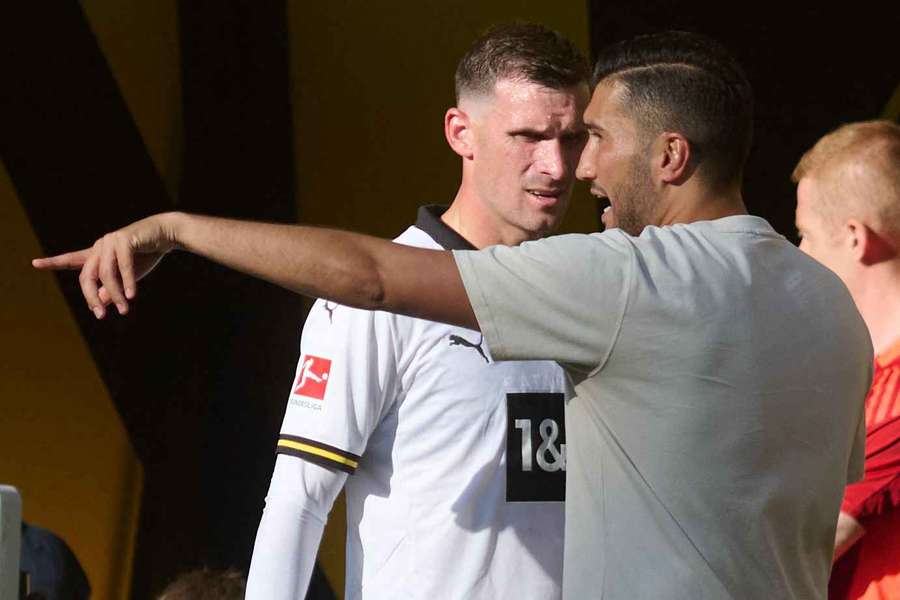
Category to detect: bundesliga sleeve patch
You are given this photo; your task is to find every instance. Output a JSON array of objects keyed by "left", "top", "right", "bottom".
[
  {"left": 292, "top": 354, "right": 332, "bottom": 400},
  {"left": 277, "top": 434, "right": 360, "bottom": 474}
]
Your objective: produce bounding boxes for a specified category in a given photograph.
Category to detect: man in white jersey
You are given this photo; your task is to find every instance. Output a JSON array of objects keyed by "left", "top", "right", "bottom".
[
  {"left": 36, "top": 31, "right": 871, "bottom": 600},
  {"left": 244, "top": 24, "right": 588, "bottom": 599}
]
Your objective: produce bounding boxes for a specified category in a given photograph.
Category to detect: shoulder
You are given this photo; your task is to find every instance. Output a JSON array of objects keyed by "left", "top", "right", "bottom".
[{"left": 489, "top": 231, "right": 635, "bottom": 263}]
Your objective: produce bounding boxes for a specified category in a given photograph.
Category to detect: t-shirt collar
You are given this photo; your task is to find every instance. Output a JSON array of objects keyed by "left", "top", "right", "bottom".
[
  {"left": 707, "top": 214, "right": 783, "bottom": 239},
  {"left": 415, "top": 205, "right": 477, "bottom": 251}
]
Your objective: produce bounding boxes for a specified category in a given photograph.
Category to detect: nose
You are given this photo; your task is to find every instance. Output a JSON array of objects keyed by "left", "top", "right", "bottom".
[
  {"left": 576, "top": 141, "right": 595, "bottom": 182},
  {"left": 535, "top": 140, "right": 566, "bottom": 180}
]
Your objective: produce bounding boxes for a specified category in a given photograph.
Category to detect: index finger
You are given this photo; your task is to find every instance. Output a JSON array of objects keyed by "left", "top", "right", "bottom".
[{"left": 32, "top": 249, "right": 92, "bottom": 270}]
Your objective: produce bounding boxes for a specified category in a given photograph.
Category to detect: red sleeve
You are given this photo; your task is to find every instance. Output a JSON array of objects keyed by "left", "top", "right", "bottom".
[{"left": 841, "top": 415, "right": 900, "bottom": 519}]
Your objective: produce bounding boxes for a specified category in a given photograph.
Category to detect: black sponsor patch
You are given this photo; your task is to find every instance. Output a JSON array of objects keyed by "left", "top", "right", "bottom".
[{"left": 506, "top": 392, "right": 566, "bottom": 502}]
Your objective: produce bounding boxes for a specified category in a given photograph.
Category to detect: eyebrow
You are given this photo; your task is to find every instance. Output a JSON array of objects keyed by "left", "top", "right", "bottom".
[
  {"left": 507, "top": 126, "right": 553, "bottom": 138},
  {"left": 507, "top": 124, "right": 587, "bottom": 138}
]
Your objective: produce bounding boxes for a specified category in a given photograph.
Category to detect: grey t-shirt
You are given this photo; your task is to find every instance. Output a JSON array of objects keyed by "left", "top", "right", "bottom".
[{"left": 454, "top": 216, "right": 872, "bottom": 600}]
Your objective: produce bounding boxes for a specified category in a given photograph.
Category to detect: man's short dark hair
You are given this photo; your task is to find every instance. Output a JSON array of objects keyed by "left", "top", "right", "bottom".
[
  {"left": 455, "top": 23, "right": 589, "bottom": 102},
  {"left": 593, "top": 31, "right": 754, "bottom": 189}
]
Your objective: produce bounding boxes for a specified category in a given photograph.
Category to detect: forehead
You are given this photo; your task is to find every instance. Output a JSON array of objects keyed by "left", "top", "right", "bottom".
[
  {"left": 583, "top": 80, "right": 636, "bottom": 133},
  {"left": 485, "top": 78, "right": 589, "bottom": 123}
]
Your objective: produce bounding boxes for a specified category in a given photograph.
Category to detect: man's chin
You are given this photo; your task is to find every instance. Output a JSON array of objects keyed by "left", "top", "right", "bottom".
[{"left": 523, "top": 217, "right": 561, "bottom": 241}]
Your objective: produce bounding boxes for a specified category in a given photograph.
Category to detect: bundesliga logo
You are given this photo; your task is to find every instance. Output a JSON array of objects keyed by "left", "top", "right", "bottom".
[{"left": 293, "top": 355, "right": 331, "bottom": 400}]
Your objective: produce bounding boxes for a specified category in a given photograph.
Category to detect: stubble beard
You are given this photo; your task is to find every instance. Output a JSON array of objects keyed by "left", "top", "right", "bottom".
[{"left": 614, "top": 155, "right": 657, "bottom": 237}]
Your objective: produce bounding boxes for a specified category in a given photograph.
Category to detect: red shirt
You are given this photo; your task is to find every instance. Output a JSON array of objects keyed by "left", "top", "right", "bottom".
[{"left": 830, "top": 339, "right": 900, "bottom": 599}]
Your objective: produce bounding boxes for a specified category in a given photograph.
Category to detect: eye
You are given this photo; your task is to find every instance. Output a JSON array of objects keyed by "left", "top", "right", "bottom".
[{"left": 562, "top": 131, "right": 589, "bottom": 145}]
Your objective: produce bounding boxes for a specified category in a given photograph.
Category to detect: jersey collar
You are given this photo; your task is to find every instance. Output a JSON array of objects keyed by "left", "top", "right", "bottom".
[{"left": 415, "top": 205, "right": 477, "bottom": 251}]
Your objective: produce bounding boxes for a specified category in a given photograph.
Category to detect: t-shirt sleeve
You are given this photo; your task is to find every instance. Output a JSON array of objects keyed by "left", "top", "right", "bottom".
[
  {"left": 453, "top": 232, "right": 632, "bottom": 371},
  {"left": 276, "top": 299, "right": 401, "bottom": 474},
  {"left": 841, "top": 415, "right": 900, "bottom": 520}
]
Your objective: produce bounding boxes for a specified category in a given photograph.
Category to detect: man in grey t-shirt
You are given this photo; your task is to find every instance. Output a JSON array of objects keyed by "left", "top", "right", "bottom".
[
  {"left": 38, "top": 32, "right": 872, "bottom": 599},
  {"left": 454, "top": 32, "right": 871, "bottom": 598}
]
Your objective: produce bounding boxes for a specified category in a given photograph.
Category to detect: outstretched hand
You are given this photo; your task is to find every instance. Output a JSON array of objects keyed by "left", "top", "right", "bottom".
[{"left": 31, "top": 213, "right": 180, "bottom": 318}]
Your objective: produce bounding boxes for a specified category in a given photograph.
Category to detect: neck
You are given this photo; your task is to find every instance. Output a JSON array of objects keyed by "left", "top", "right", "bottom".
[
  {"left": 851, "top": 266, "right": 900, "bottom": 355},
  {"left": 658, "top": 178, "right": 747, "bottom": 227},
  {"left": 441, "top": 183, "right": 527, "bottom": 249}
]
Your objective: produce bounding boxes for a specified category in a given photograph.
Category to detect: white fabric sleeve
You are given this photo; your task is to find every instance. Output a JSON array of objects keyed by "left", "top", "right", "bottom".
[
  {"left": 246, "top": 299, "right": 401, "bottom": 598},
  {"left": 275, "top": 299, "right": 401, "bottom": 471},
  {"left": 245, "top": 455, "right": 347, "bottom": 600},
  {"left": 453, "top": 231, "right": 633, "bottom": 370}
]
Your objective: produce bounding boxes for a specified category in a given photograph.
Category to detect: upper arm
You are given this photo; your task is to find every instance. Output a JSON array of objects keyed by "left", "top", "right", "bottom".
[
  {"left": 277, "top": 301, "right": 401, "bottom": 474},
  {"left": 375, "top": 244, "right": 477, "bottom": 330}
]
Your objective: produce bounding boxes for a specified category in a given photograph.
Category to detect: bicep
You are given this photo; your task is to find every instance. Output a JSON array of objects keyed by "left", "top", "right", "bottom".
[
  {"left": 280, "top": 304, "right": 401, "bottom": 467},
  {"left": 376, "top": 244, "right": 477, "bottom": 330}
]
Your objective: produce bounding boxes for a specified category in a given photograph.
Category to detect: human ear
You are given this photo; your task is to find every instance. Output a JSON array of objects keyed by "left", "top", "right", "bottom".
[
  {"left": 658, "top": 133, "right": 691, "bottom": 183},
  {"left": 849, "top": 220, "right": 896, "bottom": 265},
  {"left": 445, "top": 107, "right": 474, "bottom": 159}
]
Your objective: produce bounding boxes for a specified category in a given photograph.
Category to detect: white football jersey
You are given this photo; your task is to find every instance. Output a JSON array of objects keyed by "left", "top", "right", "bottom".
[{"left": 278, "top": 206, "right": 569, "bottom": 599}]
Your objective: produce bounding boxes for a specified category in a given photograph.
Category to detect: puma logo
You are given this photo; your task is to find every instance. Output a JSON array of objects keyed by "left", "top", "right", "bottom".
[
  {"left": 323, "top": 301, "right": 337, "bottom": 323},
  {"left": 449, "top": 334, "right": 489, "bottom": 363}
]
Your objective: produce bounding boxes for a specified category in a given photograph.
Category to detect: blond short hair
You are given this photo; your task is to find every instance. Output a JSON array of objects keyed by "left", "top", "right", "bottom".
[{"left": 793, "top": 120, "right": 900, "bottom": 236}]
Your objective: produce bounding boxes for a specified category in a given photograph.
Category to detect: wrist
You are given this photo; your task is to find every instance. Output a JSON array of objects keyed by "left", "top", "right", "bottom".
[{"left": 162, "top": 211, "right": 189, "bottom": 251}]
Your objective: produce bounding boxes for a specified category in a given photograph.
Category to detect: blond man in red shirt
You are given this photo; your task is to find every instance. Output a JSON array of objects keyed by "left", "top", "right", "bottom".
[{"left": 794, "top": 119, "right": 900, "bottom": 599}]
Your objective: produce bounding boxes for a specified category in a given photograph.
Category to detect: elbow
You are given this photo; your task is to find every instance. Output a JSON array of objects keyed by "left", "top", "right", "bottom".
[
  {"left": 348, "top": 258, "right": 388, "bottom": 311},
  {"left": 359, "top": 277, "right": 387, "bottom": 311},
  {"left": 318, "top": 256, "right": 388, "bottom": 312}
]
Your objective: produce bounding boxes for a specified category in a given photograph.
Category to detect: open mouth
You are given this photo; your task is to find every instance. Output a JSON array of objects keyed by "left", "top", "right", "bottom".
[
  {"left": 527, "top": 189, "right": 564, "bottom": 206},
  {"left": 528, "top": 189, "right": 563, "bottom": 198},
  {"left": 596, "top": 196, "right": 617, "bottom": 229}
]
